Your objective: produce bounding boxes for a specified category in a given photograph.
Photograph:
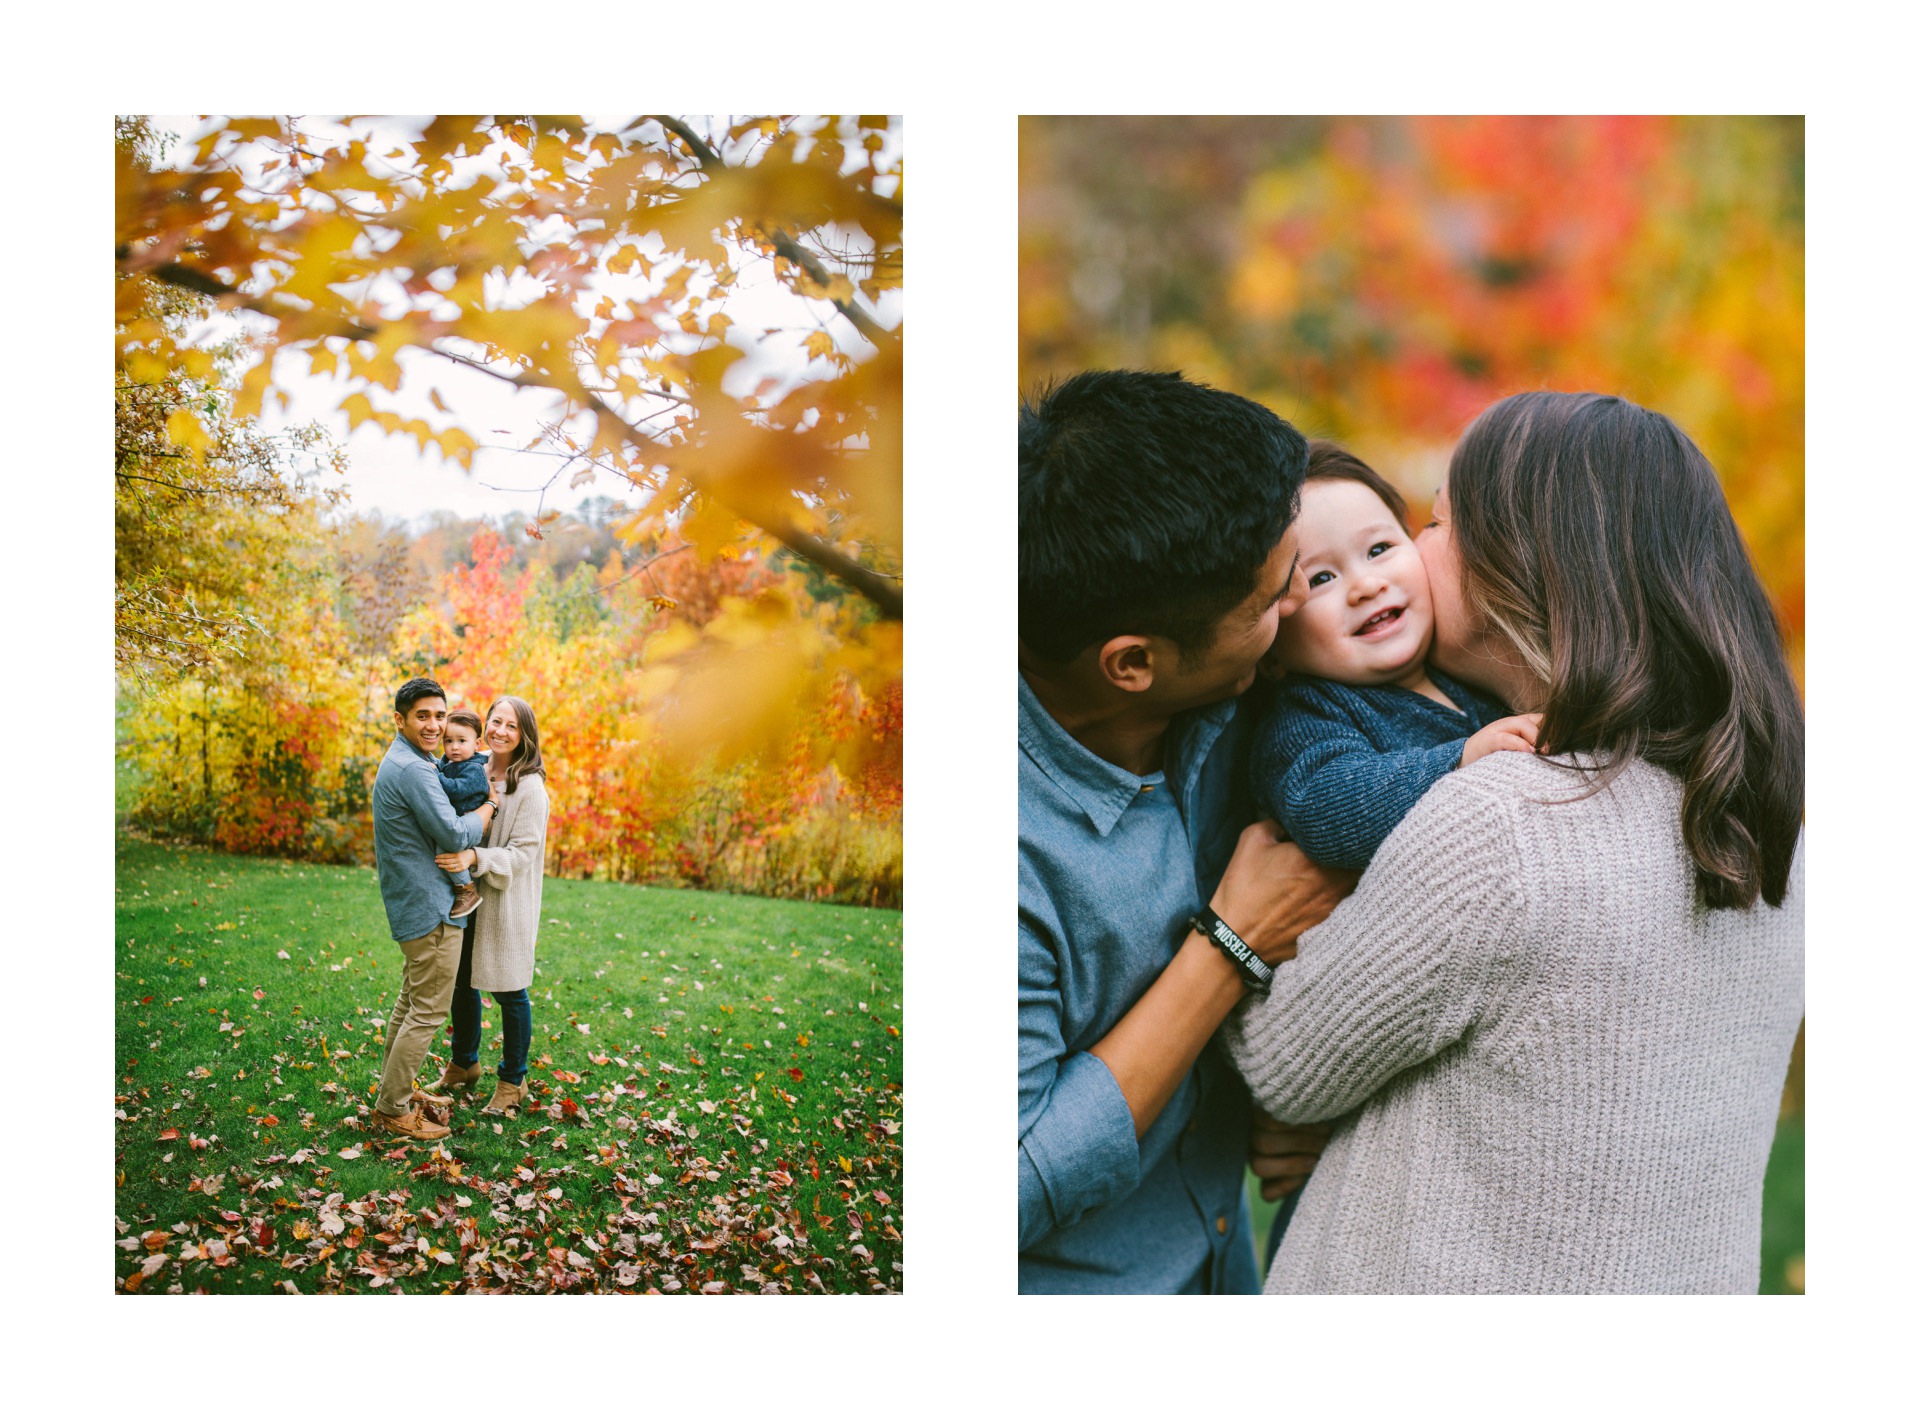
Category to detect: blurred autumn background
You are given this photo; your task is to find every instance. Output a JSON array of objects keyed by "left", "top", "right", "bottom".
[
  {"left": 1021, "top": 115, "right": 1804, "bottom": 1292},
  {"left": 117, "top": 115, "right": 903, "bottom": 907}
]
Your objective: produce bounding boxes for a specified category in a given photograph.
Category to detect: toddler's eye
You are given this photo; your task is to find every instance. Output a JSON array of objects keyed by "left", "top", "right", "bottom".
[
  {"left": 1368, "top": 542, "right": 1394, "bottom": 558},
  {"left": 1308, "top": 569, "right": 1334, "bottom": 589}
]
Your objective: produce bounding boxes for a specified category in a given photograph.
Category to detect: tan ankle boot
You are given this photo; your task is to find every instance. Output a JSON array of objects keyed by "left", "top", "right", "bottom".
[
  {"left": 482, "top": 1078, "right": 526, "bottom": 1117},
  {"left": 431, "top": 1058, "right": 484, "bottom": 1093}
]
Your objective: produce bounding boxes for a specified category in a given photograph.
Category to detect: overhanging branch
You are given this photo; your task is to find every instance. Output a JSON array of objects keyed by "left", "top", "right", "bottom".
[{"left": 118, "top": 256, "right": 903, "bottom": 619}]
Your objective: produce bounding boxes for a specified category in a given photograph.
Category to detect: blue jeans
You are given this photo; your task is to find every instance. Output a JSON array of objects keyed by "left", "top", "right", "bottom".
[{"left": 449, "top": 928, "right": 530, "bottom": 1083}]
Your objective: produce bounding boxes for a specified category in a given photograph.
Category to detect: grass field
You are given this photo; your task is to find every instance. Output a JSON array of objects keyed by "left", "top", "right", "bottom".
[
  {"left": 1246, "top": 1113, "right": 1806, "bottom": 1293},
  {"left": 113, "top": 836, "right": 902, "bottom": 1294}
]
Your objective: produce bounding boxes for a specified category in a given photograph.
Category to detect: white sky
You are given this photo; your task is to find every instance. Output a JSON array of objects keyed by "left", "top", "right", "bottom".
[{"left": 149, "top": 114, "right": 903, "bottom": 527}]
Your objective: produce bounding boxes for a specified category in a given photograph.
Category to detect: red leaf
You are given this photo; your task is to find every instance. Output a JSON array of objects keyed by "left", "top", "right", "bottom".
[
  {"left": 787, "top": 1068, "right": 804, "bottom": 1081},
  {"left": 157, "top": 1129, "right": 180, "bottom": 1142}
]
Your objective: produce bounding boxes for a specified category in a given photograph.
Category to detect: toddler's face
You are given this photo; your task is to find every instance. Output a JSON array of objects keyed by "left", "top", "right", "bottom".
[
  {"left": 1262, "top": 477, "right": 1434, "bottom": 687},
  {"left": 442, "top": 724, "right": 478, "bottom": 762}
]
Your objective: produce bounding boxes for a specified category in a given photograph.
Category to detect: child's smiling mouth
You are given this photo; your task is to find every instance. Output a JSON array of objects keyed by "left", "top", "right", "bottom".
[{"left": 1353, "top": 606, "right": 1405, "bottom": 637}]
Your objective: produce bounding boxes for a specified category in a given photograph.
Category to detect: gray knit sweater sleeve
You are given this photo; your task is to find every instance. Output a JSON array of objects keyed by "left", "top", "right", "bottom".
[{"left": 1224, "top": 761, "right": 1526, "bottom": 1123}]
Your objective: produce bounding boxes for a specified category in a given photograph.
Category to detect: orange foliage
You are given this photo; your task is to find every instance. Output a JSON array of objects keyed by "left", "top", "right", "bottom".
[{"left": 1020, "top": 116, "right": 1803, "bottom": 669}]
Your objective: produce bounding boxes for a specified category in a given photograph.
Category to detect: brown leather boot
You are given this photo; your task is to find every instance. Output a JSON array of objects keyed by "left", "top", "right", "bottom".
[
  {"left": 482, "top": 1078, "right": 526, "bottom": 1118},
  {"left": 369, "top": 1104, "right": 451, "bottom": 1141},
  {"left": 430, "top": 1058, "right": 484, "bottom": 1094}
]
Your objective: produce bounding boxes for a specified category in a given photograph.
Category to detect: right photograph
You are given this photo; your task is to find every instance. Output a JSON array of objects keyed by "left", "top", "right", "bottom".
[{"left": 1017, "top": 115, "right": 1805, "bottom": 1295}]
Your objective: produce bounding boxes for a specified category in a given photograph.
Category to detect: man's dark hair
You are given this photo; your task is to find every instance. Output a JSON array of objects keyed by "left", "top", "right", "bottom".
[
  {"left": 1019, "top": 371, "right": 1306, "bottom": 662},
  {"left": 394, "top": 677, "right": 447, "bottom": 714}
]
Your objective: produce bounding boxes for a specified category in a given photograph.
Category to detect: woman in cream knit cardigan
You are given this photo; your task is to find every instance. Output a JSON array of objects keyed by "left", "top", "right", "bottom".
[
  {"left": 1228, "top": 392, "right": 1805, "bottom": 1293},
  {"left": 432, "top": 696, "right": 550, "bottom": 1117}
]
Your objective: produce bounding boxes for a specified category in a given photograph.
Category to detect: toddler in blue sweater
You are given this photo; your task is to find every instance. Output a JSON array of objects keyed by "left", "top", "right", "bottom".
[
  {"left": 437, "top": 708, "right": 493, "bottom": 918},
  {"left": 1252, "top": 442, "right": 1541, "bottom": 870}
]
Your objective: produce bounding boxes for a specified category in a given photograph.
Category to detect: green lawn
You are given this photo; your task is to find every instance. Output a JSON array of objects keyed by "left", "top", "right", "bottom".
[
  {"left": 114, "top": 836, "right": 902, "bottom": 1294},
  {"left": 1248, "top": 1113, "right": 1806, "bottom": 1294}
]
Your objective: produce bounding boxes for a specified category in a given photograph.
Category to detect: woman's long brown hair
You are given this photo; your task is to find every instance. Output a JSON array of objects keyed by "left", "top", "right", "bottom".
[
  {"left": 488, "top": 696, "right": 546, "bottom": 797},
  {"left": 1448, "top": 391, "right": 1803, "bottom": 909}
]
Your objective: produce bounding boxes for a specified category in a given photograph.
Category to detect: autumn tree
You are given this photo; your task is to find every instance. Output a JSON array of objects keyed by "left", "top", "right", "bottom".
[
  {"left": 115, "top": 115, "right": 902, "bottom": 614},
  {"left": 115, "top": 118, "right": 348, "bottom": 680},
  {"left": 117, "top": 116, "right": 903, "bottom": 901}
]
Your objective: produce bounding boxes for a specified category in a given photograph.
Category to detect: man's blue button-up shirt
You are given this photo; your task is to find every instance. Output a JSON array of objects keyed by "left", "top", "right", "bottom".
[
  {"left": 1018, "top": 674, "right": 1260, "bottom": 1294},
  {"left": 372, "top": 735, "right": 487, "bottom": 944}
]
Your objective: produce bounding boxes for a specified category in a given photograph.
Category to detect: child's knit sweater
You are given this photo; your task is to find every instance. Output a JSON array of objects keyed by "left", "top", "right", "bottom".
[
  {"left": 437, "top": 753, "right": 492, "bottom": 814},
  {"left": 1252, "top": 668, "right": 1507, "bottom": 868}
]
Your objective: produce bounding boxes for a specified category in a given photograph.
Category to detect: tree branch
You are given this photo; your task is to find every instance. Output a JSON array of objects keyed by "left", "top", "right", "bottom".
[
  {"left": 116, "top": 471, "right": 240, "bottom": 496},
  {"left": 649, "top": 115, "right": 720, "bottom": 168},
  {"left": 595, "top": 542, "right": 694, "bottom": 597},
  {"left": 118, "top": 254, "right": 903, "bottom": 618},
  {"left": 647, "top": 117, "right": 895, "bottom": 350}
]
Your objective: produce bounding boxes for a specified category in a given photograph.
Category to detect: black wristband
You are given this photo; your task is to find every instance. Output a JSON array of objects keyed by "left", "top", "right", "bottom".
[{"left": 1189, "top": 907, "right": 1274, "bottom": 992}]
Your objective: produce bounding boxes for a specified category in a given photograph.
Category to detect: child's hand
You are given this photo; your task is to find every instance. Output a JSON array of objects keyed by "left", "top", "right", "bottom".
[{"left": 1461, "top": 712, "right": 1543, "bottom": 767}]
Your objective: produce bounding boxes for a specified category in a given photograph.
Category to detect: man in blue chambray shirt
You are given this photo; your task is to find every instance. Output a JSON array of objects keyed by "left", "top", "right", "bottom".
[
  {"left": 367, "top": 677, "right": 497, "bottom": 1141},
  {"left": 1018, "top": 372, "right": 1353, "bottom": 1292}
]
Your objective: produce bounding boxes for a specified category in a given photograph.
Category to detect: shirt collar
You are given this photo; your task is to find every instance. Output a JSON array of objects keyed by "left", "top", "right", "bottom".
[
  {"left": 1019, "top": 674, "right": 1236, "bottom": 838},
  {"left": 391, "top": 734, "right": 436, "bottom": 765}
]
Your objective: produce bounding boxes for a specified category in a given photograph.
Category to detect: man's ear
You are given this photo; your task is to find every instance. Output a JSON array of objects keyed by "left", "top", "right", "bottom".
[{"left": 1096, "top": 634, "right": 1162, "bottom": 693}]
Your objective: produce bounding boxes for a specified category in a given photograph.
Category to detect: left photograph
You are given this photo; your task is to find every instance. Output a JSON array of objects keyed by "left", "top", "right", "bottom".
[{"left": 113, "top": 115, "right": 903, "bottom": 1294}]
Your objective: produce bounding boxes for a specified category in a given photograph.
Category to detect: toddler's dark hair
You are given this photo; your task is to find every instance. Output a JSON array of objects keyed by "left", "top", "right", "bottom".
[
  {"left": 445, "top": 708, "right": 484, "bottom": 739},
  {"left": 1305, "top": 440, "right": 1410, "bottom": 529}
]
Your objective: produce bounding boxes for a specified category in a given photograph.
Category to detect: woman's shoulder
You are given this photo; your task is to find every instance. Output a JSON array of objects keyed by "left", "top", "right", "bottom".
[
  {"left": 1416, "top": 753, "right": 1692, "bottom": 897},
  {"left": 508, "top": 772, "right": 551, "bottom": 807},
  {"left": 1389, "top": 752, "right": 1675, "bottom": 859},
  {"left": 1430, "top": 749, "right": 1675, "bottom": 806}
]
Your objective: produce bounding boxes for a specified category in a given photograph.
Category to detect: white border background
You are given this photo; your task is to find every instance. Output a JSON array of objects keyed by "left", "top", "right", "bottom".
[{"left": 20, "top": 5, "right": 1904, "bottom": 1399}]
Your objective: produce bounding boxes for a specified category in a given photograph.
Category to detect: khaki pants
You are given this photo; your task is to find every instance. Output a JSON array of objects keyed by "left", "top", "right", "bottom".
[{"left": 375, "top": 922, "right": 463, "bottom": 1116}]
